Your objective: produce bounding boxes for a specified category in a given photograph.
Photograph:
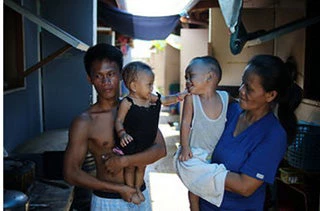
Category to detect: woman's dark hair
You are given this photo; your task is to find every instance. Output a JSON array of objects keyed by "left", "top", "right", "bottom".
[
  {"left": 285, "top": 56, "right": 303, "bottom": 113},
  {"left": 122, "top": 61, "right": 154, "bottom": 89},
  {"left": 245, "top": 55, "right": 302, "bottom": 144},
  {"left": 84, "top": 43, "right": 123, "bottom": 76}
]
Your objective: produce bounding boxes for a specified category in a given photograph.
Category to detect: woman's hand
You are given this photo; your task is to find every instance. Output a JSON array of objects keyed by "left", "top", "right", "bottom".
[{"left": 179, "top": 146, "right": 193, "bottom": 161}]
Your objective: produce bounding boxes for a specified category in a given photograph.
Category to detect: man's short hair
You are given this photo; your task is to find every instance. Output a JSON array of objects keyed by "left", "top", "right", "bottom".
[{"left": 84, "top": 43, "right": 123, "bottom": 76}]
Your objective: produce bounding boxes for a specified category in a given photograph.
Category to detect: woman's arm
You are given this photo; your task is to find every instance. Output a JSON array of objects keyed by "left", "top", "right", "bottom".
[{"left": 225, "top": 172, "right": 264, "bottom": 197}]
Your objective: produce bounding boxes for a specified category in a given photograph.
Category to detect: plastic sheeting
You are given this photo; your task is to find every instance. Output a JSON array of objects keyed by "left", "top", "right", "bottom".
[
  {"left": 218, "top": 0, "right": 242, "bottom": 33},
  {"left": 98, "top": 2, "right": 181, "bottom": 40}
]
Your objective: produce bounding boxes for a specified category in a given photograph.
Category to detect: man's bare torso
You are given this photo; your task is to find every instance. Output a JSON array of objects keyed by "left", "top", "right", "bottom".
[{"left": 84, "top": 104, "right": 125, "bottom": 185}]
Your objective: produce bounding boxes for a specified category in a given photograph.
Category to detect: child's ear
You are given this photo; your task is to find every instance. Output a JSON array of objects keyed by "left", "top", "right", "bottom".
[
  {"left": 206, "top": 72, "right": 214, "bottom": 81},
  {"left": 87, "top": 75, "right": 93, "bottom": 84},
  {"left": 129, "top": 81, "right": 137, "bottom": 92}
]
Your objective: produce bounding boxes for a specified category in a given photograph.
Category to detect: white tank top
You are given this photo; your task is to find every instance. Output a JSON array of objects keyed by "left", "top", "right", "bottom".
[{"left": 189, "top": 90, "right": 228, "bottom": 154}]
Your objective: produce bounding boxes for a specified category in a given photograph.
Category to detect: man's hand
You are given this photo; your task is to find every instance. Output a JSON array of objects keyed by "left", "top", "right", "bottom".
[
  {"left": 119, "top": 185, "right": 138, "bottom": 203},
  {"left": 103, "top": 154, "right": 128, "bottom": 175}
]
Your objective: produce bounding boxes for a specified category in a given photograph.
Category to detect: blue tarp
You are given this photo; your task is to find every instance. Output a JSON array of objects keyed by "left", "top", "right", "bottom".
[{"left": 98, "top": 2, "right": 180, "bottom": 40}]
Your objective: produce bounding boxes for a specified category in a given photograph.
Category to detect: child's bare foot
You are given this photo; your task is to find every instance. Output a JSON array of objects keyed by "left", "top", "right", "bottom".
[
  {"left": 189, "top": 191, "right": 199, "bottom": 211},
  {"left": 190, "top": 203, "right": 200, "bottom": 211},
  {"left": 136, "top": 188, "right": 145, "bottom": 202},
  {"left": 131, "top": 193, "right": 141, "bottom": 205}
]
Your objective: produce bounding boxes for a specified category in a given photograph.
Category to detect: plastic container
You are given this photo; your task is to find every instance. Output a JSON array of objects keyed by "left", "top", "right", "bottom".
[
  {"left": 279, "top": 167, "right": 304, "bottom": 184},
  {"left": 287, "top": 123, "right": 320, "bottom": 172}
]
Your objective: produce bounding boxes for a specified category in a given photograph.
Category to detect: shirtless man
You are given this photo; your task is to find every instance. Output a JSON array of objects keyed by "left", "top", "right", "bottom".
[{"left": 63, "top": 43, "right": 166, "bottom": 210}]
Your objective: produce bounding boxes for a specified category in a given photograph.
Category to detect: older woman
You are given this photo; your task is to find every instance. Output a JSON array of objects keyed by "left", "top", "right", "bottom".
[{"left": 199, "top": 55, "right": 300, "bottom": 210}]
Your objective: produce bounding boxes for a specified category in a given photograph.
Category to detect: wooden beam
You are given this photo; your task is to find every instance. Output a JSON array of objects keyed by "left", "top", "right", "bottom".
[
  {"left": 23, "top": 44, "right": 73, "bottom": 77},
  {"left": 4, "top": 0, "right": 89, "bottom": 51},
  {"left": 191, "top": 0, "right": 219, "bottom": 10}
]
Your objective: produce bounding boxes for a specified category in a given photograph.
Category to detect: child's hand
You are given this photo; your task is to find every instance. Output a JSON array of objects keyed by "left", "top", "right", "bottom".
[
  {"left": 175, "top": 89, "right": 190, "bottom": 102},
  {"left": 182, "top": 88, "right": 190, "bottom": 95},
  {"left": 178, "top": 146, "right": 193, "bottom": 161},
  {"left": 120, "top": 133, "right": 134, "bottom": 147},
  {"left": 180, "top": 89, "right": 190, "bottom": 98}
]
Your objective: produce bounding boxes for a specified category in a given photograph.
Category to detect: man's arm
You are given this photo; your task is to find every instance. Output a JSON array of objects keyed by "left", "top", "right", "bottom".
[
  {"left": 104, "top": 129, "right": 167, "bottom": 174},
  {"left": 63, "top": 115, "right": 136, "bottom": 201},
  {"left": 126, "top": 129, "right": 167, "bottom": 166}
]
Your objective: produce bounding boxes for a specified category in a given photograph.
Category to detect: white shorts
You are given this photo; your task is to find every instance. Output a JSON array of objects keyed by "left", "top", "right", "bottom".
[{"left": 90, "top": 189, "right": 152, "bottom": 211}]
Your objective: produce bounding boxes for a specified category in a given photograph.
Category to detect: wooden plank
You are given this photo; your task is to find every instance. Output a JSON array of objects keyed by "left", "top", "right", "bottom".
[
  {"left": 4, "top": 0, "right": 89, "bottom": 51},
  {"left": 23, "top": 45, "right": 72, "bottom": 77},
  {"left": 28, "top": 180, "right": 74, "bottom": 211}
]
